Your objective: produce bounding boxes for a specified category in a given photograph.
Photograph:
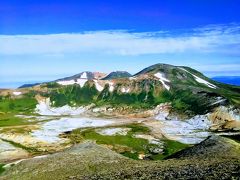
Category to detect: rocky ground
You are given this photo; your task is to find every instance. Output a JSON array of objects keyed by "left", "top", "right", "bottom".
[{"left": 1, "top": 135, "right": 239, "bottom": 180}]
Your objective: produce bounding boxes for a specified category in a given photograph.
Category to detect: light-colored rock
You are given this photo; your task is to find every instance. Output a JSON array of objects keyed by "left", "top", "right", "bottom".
[
  {"left": 154, "top": 114, "right": 211, "bottom": 144},
  {"left": 96, "top": 128, "right": 131, "bottom": 136},
  {"left": 0, "top": 139, "right": 29, "bottom": 163},
  {"left": 208, "top": 106, "right": 240, "bottom": 131}
]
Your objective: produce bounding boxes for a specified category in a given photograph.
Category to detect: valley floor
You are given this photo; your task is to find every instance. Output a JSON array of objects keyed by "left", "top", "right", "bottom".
[{"left": 0, "top": 112, "right": 239, "bottom": 179}]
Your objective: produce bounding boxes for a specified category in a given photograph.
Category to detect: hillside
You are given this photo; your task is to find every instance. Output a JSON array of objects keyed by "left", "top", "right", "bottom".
[
  {"left": 36, "top": 64, "right": 239, "bottom": 115},
  {"left": 1, "top": 63, "right": 240, "bottom": 117},
  {"left": 1, "top": 136, "right": 240, "bottom": 179},
  {"left": 101, "top": 71, "right": 132, "bottom": 80}
]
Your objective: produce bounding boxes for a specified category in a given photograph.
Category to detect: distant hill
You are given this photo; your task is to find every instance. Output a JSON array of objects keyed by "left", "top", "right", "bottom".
[
  {"left": 56, "top": 71, "right": 106, "bottom": 81},
  {"left": 18, "top": 83, "right": 41, "bottom": 88},
  {"left": 101, "top": 71, "right": 132, "bottom": 80},
  {"left": 212, "top": 76, "right": 240, "bottom": 86}
]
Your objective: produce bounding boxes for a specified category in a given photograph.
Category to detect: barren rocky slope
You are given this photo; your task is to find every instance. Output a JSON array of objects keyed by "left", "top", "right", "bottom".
[{"left": 1, "top": 136, "right": 239, "bottom": 180}]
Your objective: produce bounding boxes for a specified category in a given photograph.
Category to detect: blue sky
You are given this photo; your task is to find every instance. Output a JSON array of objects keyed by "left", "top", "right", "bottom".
[{"left": 0, "top": 0, "right": 240, "bottom": 87}]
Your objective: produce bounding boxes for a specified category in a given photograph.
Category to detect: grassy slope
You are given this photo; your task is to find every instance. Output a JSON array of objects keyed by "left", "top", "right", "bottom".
[
  {"left": 0, "top": 164, "right": 4, "bottom": 175},
  {"left": 0, "top": 94, "right": 37, "bottom": 127},
  {"left": 67, "top": 124, "right": 189, "bottom": 160},
  {"left": 39, "top": 65, "right": 239, "bottom": 116},
  {"left": 2, "top": 64, "right": 237, "bottom": 118}
]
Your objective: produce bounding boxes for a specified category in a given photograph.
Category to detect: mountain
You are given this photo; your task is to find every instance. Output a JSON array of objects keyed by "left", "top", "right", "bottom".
[
  {"left": 25, "top": 63, "right": 237, "bottom": 116},
  {"left": 18, "top": 83, "right": 41, "bottom": 88},
  {"left": 101, "top": 71, "right": 132, "bottom": 80},
  {"left": 212, "top": 76, "right": 240, "bottom": 86},
  {"left": 3, "top": 63, "right": 240, "bottom": 119},
  {"left": 1, "top": 64, "right": 239, "bottom": 179},
  {"left": 56, "top": 71, "right": 106, "bottom": 81},
  {"left": 54, "top": 71, "right": 107, "bottom": 87}
]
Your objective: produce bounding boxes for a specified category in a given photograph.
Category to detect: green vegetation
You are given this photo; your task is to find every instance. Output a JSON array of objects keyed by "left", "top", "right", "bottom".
[
  {"left": 0, "top": 164, "right": 4, "bottom": 175},
  {"left": 67, "top": 124, "right": 189, "bottom": 160},
  {"left": 151, "top": 139, "right": 191, "bottom": 160},
  {"left": 48, "top": 83, "right": 155, "bottom": 108},
  {"left": 0, "top": 126, "right": 34, "bottom": 134},
  {"left": 215, "top": 83, "right": 240, "bottom": 108},
  {"left": 0, "top": 93, "right": 37, "bottom": 127},
  {"left": 126, "top": 124, "right": 150, "bottom": 134},
  {"left": 44, "top": 82, "right": 61, "bottom": 88},
  {"left": 45, "top": 78, "right": 218, "bottom": 115},
  {"left": 0, "top": 96, "right": 37, "bottom": 114},
  {"left": 0, "top": 113, "right": 29, "bottom": 127},
  {"left": 221, "top": 135, "right": 240, "bottom": 143},
  {"left": 50, "top": 83, "right": 98, "bottom": 107}
]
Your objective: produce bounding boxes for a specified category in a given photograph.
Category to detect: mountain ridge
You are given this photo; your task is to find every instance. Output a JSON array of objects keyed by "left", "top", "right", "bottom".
[{"left": 101, "top": 71, "right": 132, "bottom": 80}]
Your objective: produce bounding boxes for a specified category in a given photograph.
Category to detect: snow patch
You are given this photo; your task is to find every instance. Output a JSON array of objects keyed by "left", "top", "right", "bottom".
[
  {"left": 155, "top": 115, "right": 211, "bottom": 144},
  {"left": 31, "top": 117, "right": 113, "bottom": 143},
  {"left": 57, "top": 80, "right": 75, "bottom": 86},
  {"left": 94, "top": 80, "right": 104, "bottom": 91},
  {"left": 76, "top": 78, "right": 88, "bottom": 87},
  {"left": 81, "top": 72, "right": 87, "bottom": 79},
  {"left": 179, "top": 68, "right": 217, "bottom": 89},
  {"left": 109, "top": 82, "right": 114, "bottom": 92},
  {"left": 154, "top": 72, "right": 170, "bottom": 90},
  {"left": 13, "top": 91, "right": 22, "bottom": 96},
  {"left": 35, "top": 98, "right": 87, "bottom": 116},
  {"left": 57, "top": 78, "right": 88, "bottom": 87}
]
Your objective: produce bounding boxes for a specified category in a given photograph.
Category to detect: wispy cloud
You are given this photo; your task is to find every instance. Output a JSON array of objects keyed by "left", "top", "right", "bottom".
[{"left": 1, "top": 24, "right": 240, "bottom": 56}]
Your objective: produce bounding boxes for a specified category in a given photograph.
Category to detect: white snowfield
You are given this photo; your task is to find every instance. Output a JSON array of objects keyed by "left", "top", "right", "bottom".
[
  {"left": 57, "top": 80, "right": 75, "bottom": 86},
  {"left": 35, "top": 98, "right": 87, "bottom": 116},
  {"left": 31, "top": 117, "right": 114, "bottom": 143},
  {"left": 57, "top": 72, "right": 89, "bottom": 87},
  {"left": 57, "top": 78, "right": 88, "bottom": 88},
  {"left": 94, "top": 80, "right": 104, "bottom": 91},
  {"left": 154, "top": 72, "right": 170, "bottom": 90},
  {"left": 155, "top": 114, "right": 211, "bottom": 144},
  {"left": 109, "top": 82, "right": 114, "bottom": 92},
  {"left": 76, "top": 78, "right": 88, "bottom": 87},
  {"left": 12, "top": 91, "right": 22, "bottom": 96},
  {"left": 179, "top": 67, "right": 217, "bottom": 89},
  {"left": 81, "top": 72, "right": 87, "bottom": 79}
]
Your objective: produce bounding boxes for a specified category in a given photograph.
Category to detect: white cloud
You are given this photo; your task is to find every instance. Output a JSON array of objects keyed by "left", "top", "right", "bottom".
[{"left": 0, "top": 24, "right": 240, "bottom": 56}]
